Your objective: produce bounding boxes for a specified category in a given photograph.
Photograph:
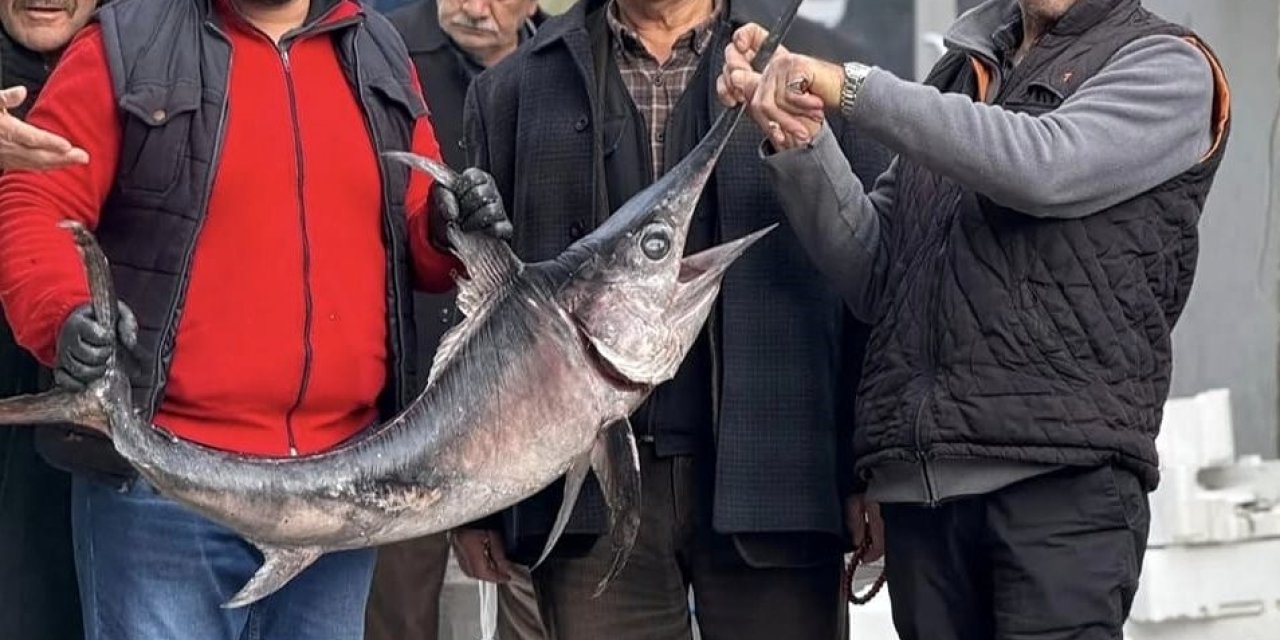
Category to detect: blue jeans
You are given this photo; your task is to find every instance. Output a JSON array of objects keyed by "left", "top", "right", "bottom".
[{"left": 71, "top": 475, "right": 376, "bottom": 640}]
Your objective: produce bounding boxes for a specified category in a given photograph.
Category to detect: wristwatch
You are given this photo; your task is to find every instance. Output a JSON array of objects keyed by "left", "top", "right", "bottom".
[{"left": 839, "top": 62, "right": 872, "bottom": 118}]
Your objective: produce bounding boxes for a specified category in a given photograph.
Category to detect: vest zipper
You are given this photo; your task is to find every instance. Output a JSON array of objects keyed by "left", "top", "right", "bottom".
[
  {"left": 910, "top": 396, "right": 935, "bottom": 506},
  {"left": 915, "top": 189, "right": 961, "bottom": 507},
  {"left": 279, "top": 45, "right": 310, "bottom": 457}
]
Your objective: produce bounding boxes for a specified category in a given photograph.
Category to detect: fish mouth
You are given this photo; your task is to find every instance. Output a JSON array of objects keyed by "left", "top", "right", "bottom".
[{"left": 670, "top": 224, "right": 778, "bottom": 323}]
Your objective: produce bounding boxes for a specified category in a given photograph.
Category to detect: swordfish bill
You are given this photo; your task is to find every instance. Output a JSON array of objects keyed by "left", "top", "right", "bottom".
[{"left": 0, "top": 0, "right": 803, "bottom": 608}]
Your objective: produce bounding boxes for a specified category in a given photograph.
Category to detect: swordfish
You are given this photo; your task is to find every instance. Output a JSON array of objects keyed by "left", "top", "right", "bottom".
[{"left": 0, "top": 0, "right": 802, "bottom": 608}]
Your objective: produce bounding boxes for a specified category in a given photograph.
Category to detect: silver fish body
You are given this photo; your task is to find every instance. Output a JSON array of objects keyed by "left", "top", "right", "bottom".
[{"left": 121, "top": 270, "right": 640, "bottom": 551}]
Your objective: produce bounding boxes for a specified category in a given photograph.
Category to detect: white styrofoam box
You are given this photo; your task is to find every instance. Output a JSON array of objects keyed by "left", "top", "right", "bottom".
[
  {"left": 849, "top": 589, "right": 897, "bottom": 640},
  {"left": 1129, "top": 537, "right": 1280, "bottom": 625},
  {"left": 1126, "top": 617, "right": 1280, "bottom": 640},
  {"left": 1148, "top": 466, "right": 1210, "bottom": 546},
  {"left": 1156, "top": 388, "right": 1235, "bottom": 469}
]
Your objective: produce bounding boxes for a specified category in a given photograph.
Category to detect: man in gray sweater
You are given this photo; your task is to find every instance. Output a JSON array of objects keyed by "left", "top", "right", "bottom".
[{"left": 719, "top": 0, "right": 1230, "bottom": 638}]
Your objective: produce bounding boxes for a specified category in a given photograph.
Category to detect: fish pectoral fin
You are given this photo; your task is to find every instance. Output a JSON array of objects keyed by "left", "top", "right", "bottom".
[
  {"left": 588, "top": 419, "right": 641, "bottom": 598},
  {"left": 532, "top": 450, "right": 593, "bottom": 570},
  {"left": 223, "top": 545, "right": 323, "bottom": 609}
]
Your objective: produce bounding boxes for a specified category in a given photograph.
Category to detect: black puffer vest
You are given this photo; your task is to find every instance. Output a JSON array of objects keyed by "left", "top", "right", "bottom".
[
  {"left": 854, "top": 0, "right": 1231, "bottom": 491},
  {"left": 36, "top": 0, "right": 425, "bottom": 483}
]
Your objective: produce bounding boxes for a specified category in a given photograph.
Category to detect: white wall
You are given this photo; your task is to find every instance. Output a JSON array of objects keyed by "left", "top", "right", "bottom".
[{"left": 1145, "top": 0, "right": 1280, "bottom": 457}]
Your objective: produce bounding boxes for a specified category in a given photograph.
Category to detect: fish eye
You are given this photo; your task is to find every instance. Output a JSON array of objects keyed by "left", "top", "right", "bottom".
[{"left": 640, "top": 225, "right": 672, "bottom": 261}]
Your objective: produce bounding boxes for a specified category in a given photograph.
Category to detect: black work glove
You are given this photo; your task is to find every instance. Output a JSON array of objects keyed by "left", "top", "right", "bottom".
[
  {"left": 428, "top": 167, "right": 513, "bottom": 251},
  {"left": 54, "top": 301, "right": 138, "bottom": 391}
]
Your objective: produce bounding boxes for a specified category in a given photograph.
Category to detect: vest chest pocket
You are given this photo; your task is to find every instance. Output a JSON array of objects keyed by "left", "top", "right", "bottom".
[
  {"left": 367, "top": 76, "right": 428, "bottom": 137},
  {"left": 116, "top": 83, "right": 202, "bottom": 197},
  {"left": 1000, "top": 80, "right": 1066, "bottom": 116}
]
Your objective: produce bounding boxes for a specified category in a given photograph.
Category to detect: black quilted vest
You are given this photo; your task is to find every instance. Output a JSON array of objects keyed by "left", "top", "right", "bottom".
[
  {"left": 853, "top": 0, "right": 1230, "bottom": 491},
  {"left": 36, "top": 0, "right": 425, "bottom": 481}
]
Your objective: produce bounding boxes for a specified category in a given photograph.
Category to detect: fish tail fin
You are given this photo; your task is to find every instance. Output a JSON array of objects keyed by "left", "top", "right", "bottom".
[
  {"left": 0, "top": 222, "right": 127, "bottom": 436},
  {"left": 0, "top": 388, "right": 110, "bottom": 434},
  {"left": 382, "top": 151, "right": 461, "bottom": 191},
  {"left": 589, "top": 419, "right": 641, "bottom": 598},
  {"left": 59, "top": 220, "right": 121, "bottom": 340},
  {"left": 223, "top": 546, "right": 323, "bottom": 608}
]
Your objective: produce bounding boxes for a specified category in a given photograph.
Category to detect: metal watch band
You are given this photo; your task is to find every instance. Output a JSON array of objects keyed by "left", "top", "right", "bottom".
[{"left": 839, "top": 62, "right": 871, "bottom": 118}]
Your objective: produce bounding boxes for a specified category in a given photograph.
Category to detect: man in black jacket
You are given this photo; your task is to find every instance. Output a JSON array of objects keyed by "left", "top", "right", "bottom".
[
  {"left": 372, "top": 1, "right": 545, "bottom": 639},
  {"left": 0, "top": 0, "right": 99, "bottom": 637},
  {"left": 450, "top": 0, "right": 889, "bottom": 637},
  {"left": 721, "top": 0, "right": 1231, "bottom": 637}
]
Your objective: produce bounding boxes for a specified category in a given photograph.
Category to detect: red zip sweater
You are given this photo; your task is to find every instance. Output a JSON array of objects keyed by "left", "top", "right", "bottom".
[{"left": 0, "top": 0, "right": 458, "bottom": 456}]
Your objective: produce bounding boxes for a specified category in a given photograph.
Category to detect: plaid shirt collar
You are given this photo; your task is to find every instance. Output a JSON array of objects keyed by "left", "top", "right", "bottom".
[{"left": 605, "top": 0, "right": 722, "bottom": 62}]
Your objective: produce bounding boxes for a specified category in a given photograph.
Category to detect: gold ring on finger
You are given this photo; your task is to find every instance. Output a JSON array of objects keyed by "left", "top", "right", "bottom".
[{"left": 787, "top": 75, "right": 812, "bottom": 93}]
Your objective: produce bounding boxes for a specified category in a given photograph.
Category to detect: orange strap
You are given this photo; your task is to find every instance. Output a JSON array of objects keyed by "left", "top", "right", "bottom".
[
  {"left": 1183, "top": 36, "right": 1232, "bottom": 162},
  {"left": 969, "top": 56, "right": 993, "bottom": 103}
]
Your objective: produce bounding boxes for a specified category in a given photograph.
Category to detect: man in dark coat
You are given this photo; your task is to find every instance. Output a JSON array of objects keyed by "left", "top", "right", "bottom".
[
  {"left": 450, "top": 0, "right": 890, "bottom": 637},
  {"left": 370, "top": 1, "right": 545, "bottom": 639},
  {"left": 0, "top": 0, "right": 98, "bottom": 636}
]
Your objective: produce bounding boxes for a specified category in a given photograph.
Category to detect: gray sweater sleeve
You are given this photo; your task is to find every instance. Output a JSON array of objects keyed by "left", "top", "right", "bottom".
[
  {"left": 764, "top": 35, "right": 1215, "bottom": 318},
  {"left": 763, "top": 126, "right": 896, "bottom": 321},
  {"left": 849, "top": 34, "right": 1216, "bottom": 218}
]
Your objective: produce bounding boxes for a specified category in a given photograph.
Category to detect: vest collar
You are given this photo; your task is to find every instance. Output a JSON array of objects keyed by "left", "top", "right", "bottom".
[
  {"left": 203, "top": 0, "right": 358, "bottom": 34},
  {"left": 946, "top": 0, "right": 1138, "bottom": 61},
  {"left": 1051, "top": 0, "right": 1139, "bottom": 36}
]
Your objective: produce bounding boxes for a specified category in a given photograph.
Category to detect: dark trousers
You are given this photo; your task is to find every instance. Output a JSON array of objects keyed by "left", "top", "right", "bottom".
[
  {"left": 530, "top": 446, "right": 845, "bottom": 640},
  {"left": 366, "top": 533, "right": 451, "bottom": 640},
  {"left": 882, "top": 465, "right": 1150, "bottom": 640},
  {"left": 0, "top": 427, "right": 82, "bottom": 640}
]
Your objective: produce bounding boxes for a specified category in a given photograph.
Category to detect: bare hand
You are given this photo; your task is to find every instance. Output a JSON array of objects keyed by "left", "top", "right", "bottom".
[
  {"left": 0, "top": 86, "right": 89, "bottom": 171},
  {"left": 450, "top": 528, "right": 514, "bottom": 583},
  {"left": 845, "top": 494, "right": 885, "bottom": 563},
  {"left": 716, "top": 23, "right": 845, "bottom": 150}
]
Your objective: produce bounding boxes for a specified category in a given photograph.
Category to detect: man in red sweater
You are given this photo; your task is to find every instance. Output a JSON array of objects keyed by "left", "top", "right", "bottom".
[{"left": 0, "top": 0, "right": 509, "bottom": 634}]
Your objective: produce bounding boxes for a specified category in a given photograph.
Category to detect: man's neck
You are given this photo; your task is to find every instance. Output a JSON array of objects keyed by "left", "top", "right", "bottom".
[
  {"left": 237, "top": 0, "right": 312, "bottom": 43},
  {"left": 1014, "top": 1, "right": 1072, "bottom": 65},
  {"left": 614, "top": 0, "right": 714, "bottom": 63}
]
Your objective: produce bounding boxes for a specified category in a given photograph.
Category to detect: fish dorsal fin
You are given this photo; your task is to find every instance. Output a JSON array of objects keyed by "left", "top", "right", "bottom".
[
  {"left": 449, "top": 226, "right": 521, "bottom": 318},
  {"left": 427, "top": 227, "right": 522, "bottom": 386}
]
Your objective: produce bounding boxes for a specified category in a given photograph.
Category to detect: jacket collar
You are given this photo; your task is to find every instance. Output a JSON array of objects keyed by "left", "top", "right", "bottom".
[
  {"left": 397, "top": 0, "right": 546, "bottom": 56},
  {"left": 531, "top": 0, "right": 773, "bottom": 54},
  {"left": 396, "top": 0, "right": 451, "bottom": 53}
]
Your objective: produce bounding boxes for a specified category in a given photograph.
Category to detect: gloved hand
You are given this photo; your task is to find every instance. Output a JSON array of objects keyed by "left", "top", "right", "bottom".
[
  {"left": 428, "top": 167, "right": 513, "bottom": 250},
  {"left": 54, "top": 301, "right": 138, "bottom": 391}
]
